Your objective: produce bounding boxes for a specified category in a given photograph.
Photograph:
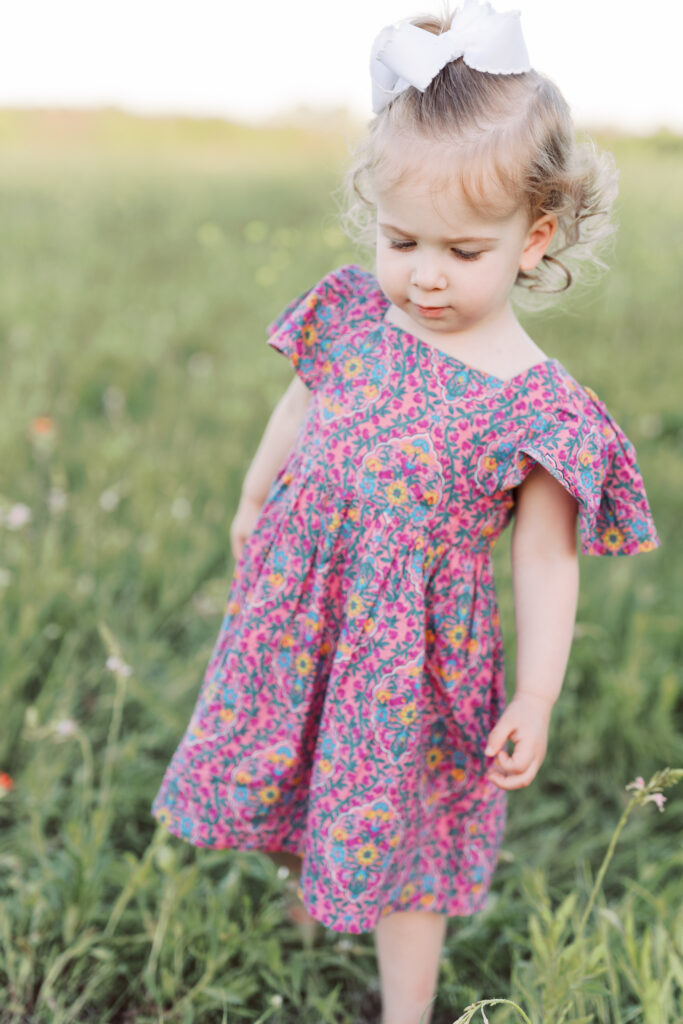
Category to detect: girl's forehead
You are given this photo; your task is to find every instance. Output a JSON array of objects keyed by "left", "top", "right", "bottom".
[
  {"left": 377, "top": 177, "right": 515, "bottom": 233},
  {"left": 375, "top": 142, "right": 521, "bottom": 227}
]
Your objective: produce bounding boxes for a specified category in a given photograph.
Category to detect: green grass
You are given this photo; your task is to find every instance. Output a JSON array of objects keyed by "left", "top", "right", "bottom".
[{"left": 0, "top": 110, "right": 682, "bottom": 1023}]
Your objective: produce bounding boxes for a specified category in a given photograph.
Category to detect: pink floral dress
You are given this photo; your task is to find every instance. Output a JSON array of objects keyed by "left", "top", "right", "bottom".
[{"left": 151, "top": 264, "right": 660, "bottom": 934}]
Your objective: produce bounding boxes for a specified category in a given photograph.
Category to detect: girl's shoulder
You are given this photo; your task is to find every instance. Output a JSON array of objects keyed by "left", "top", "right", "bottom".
[
  {"left": 265, "top": 265, "right": 384, "bottom": 391},
  {"left": 521, "top": 359, "right": 644, "bottom": 476},
  {"left": 477, "top": 360, "right": 660, "bottom": 556},
  {"left": 267, "top": 264, "right": 383, "bottom": 340},
  {"left": 298, "top": 263, "right": 384, "bottom": 320},
  {"left": 316, "top": 262, "right": 379, "bottom": 295},
  {"left": 521, "top": 356, "right": 616, "bottom": 424}
]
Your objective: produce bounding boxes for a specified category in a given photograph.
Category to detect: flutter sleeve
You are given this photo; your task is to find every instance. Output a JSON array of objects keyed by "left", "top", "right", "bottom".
[
  {"left": 265, "top": 268, "right": 352, "bottom": 392},
  {"left": 474, "top": 380, "right": 661, "bottom": 556}
]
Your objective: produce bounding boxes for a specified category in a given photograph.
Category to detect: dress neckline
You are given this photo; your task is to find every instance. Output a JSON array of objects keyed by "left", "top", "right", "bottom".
[{"left": 379, "top": 309, "right": 556, "bottom": 388}]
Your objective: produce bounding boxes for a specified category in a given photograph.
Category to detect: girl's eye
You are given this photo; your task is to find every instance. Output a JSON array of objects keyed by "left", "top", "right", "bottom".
[{"left": 388, "top": 240, "right": 481, "bottom": 261}]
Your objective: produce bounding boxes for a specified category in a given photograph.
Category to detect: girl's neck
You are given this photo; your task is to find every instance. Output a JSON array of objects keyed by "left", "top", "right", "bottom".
[{"left": 383, "top": 299, "right": 546, "bottom": 377}]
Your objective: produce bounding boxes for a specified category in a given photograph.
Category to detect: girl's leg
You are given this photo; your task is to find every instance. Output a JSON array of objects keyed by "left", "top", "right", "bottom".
[
  {"left": 264, "top": 851, "right": 322, "bottom": 944},
  {"left": 374, "top": 910, "right": 447, "bottom": 1024}
]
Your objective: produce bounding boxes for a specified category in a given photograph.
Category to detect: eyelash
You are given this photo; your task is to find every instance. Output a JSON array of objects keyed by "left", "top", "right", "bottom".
[{"left": 388, "top": 240, "right": 482, "bottom": 261}]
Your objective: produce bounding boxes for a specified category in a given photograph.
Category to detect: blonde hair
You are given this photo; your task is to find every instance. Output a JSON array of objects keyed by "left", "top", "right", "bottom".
[{"left": 336, "top": 5, "right": 620, "bottom": 312}]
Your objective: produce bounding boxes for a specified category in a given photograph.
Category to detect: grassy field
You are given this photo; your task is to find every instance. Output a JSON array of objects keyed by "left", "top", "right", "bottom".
[{"left": 0, "top": 109, "right": 682, "bottom": 1023}]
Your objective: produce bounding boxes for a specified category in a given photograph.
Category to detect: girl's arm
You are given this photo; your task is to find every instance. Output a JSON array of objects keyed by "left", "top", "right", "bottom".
[
  {"left": 230, "top": 375, "right": 311, "bottom": 561},
  {"left": 241, "top": 374, "right": 312, "bottom": 503},
  {"left": 511, "top": 463, "right": 580, "bottom": 707},
  {"left": 484, "top": 463, "right": 580, "bottom": 790}
]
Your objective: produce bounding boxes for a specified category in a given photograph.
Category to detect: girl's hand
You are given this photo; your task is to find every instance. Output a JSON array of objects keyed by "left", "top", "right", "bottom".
[
  {"left": 229, "top": 491, "right": 264, "bottom": 562},
  {"left": 483, "top": 692, "right": 553, "bottom": 790}
]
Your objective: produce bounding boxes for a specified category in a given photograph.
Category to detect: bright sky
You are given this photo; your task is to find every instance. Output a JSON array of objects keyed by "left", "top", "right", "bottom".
[{"left": 1, "top": 0, "right": 681, "bottom": 133}]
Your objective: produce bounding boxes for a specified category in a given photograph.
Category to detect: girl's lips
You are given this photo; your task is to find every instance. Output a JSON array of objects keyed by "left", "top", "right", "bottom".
[{"left": 416, "top": 304, "right": 447, "bottom": 317}]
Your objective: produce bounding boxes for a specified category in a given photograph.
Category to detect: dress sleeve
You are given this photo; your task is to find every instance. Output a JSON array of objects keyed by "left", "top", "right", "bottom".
[
  {"left": 265, "top": 268, "right": 351, "bottom": 392},
  {"left": 474, "top": 385, "right": 661, "bottom": 556}
]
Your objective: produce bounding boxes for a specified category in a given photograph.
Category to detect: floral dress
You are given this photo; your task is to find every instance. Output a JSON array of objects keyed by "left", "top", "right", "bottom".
[{"left": 151, "top": 263, "right": 660, "bottom": 934}]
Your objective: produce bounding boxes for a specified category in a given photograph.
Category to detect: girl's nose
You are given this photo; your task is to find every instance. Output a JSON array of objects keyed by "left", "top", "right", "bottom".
[{"left": 410, "top": 253, "right": 447, "bottom": 291}]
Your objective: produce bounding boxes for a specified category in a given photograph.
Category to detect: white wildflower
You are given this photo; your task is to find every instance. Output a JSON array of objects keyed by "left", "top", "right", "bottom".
[
  {"left": 106, "top": 655, "right": 132, "bottom": 677},
  {"left": 6, "top": 504, "right": 32, "bottom": 530},
  {"left": 99, "top": 488, "right": 120, "bottom": 511},
  {"left": 55, "top": 719, "right": 77, "bottom": 737}
]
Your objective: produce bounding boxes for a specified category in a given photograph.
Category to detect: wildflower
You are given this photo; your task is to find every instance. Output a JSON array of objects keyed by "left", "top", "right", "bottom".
[
  {"left": 99, "top": 488, "right": 120, "bottom": 511},
  {"left": 625, "top": 771, "right": 676, "bottom": 813},
  {"left": 54, "top": 719, "right": 77, "bottom": 737},
  {"left": 0, "top": 772, "right": 14, "bottom": 792},
  {"left": 106, "top": 655, "right": 132, "bottom": 677},
  {"left": 31, "top": 416, "right": 55, "bottom": 436},
  {"left": 269, "top": 994, "right": 283, "bottom": 1008},
  {"left": 5, "top": 504, "right": 32, "bottom": 530}
]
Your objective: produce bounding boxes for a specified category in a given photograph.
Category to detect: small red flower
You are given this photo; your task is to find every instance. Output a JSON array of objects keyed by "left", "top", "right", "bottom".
[
  {"left": 31, "top": 416, "right": 55, "bottom": 436},
  {"left": 0, "top": 772, "right": 14, "bottom": 792}
]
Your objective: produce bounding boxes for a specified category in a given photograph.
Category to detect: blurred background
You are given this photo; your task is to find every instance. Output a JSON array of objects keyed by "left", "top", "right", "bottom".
[
  {"left": 2, "top": 0, "right": 683, "bottom": 130},
  {"left": 1, "top": 2, "right": 682, "bottom": 1022}
]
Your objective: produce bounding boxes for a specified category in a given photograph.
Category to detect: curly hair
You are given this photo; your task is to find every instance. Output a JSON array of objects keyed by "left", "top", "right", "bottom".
[{"left": 335, "top": 6, "right": 620, "bottom": 313}]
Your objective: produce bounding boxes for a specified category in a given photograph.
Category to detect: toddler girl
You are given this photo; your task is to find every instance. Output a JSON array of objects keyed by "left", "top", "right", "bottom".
[{"left": 151, "top": 2, "right": 660, "bottom": 1021}]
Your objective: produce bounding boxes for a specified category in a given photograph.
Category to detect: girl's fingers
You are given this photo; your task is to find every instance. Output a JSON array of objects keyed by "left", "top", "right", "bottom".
[
  {"left": 506, "top": 734, "right": 535, "bottom": 771},
  {"left": 493, "top": 749, "right": 515, "bottom": 770},
  {"left": 483, "top": 729, "right": 516, "bottom": 761},
  {"left": 497, "top": 731, "right": 541, "bottom": 771},
  {"left": 487, "top": 760, "right": 540, "bottom": 790},
  {"left": 489, "top": 771, "right": 537, "bottom": 791}
]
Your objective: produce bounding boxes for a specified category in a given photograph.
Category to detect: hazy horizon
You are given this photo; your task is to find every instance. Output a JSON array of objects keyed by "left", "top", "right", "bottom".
[{"left": 1, "top": 0, "right": 682, "bottom": 135}]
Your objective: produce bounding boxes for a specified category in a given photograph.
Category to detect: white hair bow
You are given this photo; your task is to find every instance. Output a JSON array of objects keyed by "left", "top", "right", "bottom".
[{"left": 370, "top": 0, "right": 531, "bottom": 114}]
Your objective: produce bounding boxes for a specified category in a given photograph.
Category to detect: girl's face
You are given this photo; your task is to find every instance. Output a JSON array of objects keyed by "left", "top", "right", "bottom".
[{"left": 375, "top": 165, "right": 555, "bottom": 339}]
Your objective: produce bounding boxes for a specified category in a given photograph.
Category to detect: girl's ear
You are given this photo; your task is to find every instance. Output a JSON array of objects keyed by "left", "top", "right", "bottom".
[{"left": 518, "top": 214, "right": 558, "bottom": 272}]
